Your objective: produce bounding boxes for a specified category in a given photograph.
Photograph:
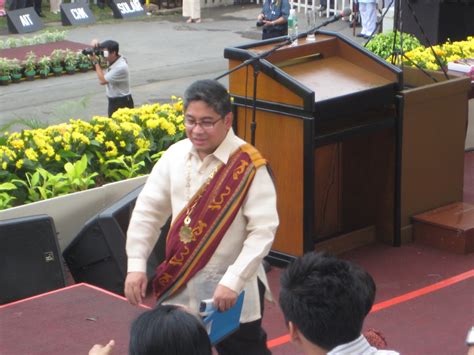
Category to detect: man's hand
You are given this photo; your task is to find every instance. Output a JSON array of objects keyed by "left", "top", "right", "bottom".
[
  {"left": 88, "top": 340, "right": 115, "bottom": 355},
  {"left": 213, "top": 284, "right": 238, "bottom": 312},
  {"left": 124, "top": 272, "right": 147, "bottom": 305}
]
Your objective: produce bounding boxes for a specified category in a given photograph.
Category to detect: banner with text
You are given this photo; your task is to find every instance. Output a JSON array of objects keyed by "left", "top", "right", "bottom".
[
  {"left": 109, "top": 0, "right": 145, "bottom": 19},
  {"left": 60, "top": 2, "right": 96, "bottom": 26},
  {"left": 7, "top": 7, "right": 43, "bottom": 34}
]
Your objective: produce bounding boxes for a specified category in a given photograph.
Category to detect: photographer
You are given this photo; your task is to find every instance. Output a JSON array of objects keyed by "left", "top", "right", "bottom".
[
  {"left": 257, "top": 0, "right": 290, "bottom": 40},
  {"left": 89, "top": 40, "right": 134, "bottom": 117}
]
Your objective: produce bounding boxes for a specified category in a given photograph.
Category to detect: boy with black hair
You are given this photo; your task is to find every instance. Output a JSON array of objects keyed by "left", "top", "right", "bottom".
[{"left": 279, "top": 252, "right": 399, "bottom": 355}]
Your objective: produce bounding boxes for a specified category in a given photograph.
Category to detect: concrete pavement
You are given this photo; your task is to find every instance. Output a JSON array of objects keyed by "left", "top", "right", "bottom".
[{"left": 0, "top": 5, "right": 365, "bottom": 127}]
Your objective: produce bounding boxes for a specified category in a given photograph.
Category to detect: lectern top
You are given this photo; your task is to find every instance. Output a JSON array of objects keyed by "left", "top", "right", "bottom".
[
  {"left": 224, "top": 32, "right": 401, "bottom": 116},
  {"left": 280, "top": 56, "right": 393, "bottom": 102}
]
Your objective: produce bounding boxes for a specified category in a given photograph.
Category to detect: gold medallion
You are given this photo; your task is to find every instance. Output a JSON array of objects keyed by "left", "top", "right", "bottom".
[{"left": 179, "top": 225, "right": 193, "bottom": 244}]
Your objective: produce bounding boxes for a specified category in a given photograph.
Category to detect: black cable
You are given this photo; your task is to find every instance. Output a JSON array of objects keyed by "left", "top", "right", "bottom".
[{"left": 404, "top": 0, "right": 449, "bottom": 80}]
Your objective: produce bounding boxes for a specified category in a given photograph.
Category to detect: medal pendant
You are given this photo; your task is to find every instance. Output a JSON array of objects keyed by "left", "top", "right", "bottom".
[{"left": 179, "top": 225, "right": 193, "bottom": 244}]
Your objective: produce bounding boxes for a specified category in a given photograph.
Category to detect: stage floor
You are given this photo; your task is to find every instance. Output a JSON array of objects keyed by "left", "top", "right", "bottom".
[{"left": 2, "top": 151, "right": 473, "bottom": 355}]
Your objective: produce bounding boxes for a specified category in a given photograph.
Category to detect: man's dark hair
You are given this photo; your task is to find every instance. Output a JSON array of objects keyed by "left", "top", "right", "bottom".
[
  {"left": 279, "top": 252, "right": 376, "bottom": 351},
  {"left": 100, "top": 40, "right": 119, "bottom": 54},
  {"left": 183, "top": 79, "right": 231, "bottom": 118},
  {"left": 129, "top": 305, "right": 212, "bottom": 355}
]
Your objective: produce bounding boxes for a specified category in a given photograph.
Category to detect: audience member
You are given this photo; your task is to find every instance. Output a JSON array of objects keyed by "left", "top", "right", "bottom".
[
  {"left": 357, "top": 0, "right": 377, "bottom": 38},
  {"left": 279, "top": 251, "right": 399, "bottom": 354},
  {"left": 257, "top": 0, "right": 290, "bottom": 40},
  {"left": 183, "top": 0, "right": 201, "bottom": 23},
  {"left": 89, "top": 305, "right": 212, "bottom": 355}
]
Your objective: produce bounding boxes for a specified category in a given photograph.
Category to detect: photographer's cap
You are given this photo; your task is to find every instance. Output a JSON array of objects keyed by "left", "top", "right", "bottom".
[{"left": 99, "top": 40, "right": 119, "bottom": 53}]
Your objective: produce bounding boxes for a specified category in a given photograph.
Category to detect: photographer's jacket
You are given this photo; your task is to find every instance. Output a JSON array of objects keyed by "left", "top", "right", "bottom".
[{"left": 105, "top": 56, "right": 131, "bottom": 98}]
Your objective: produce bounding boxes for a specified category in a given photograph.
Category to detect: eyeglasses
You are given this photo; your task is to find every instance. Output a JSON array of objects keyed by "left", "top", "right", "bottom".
[{"left": 184, "top": 117, "right": 223, "bottom": 130}]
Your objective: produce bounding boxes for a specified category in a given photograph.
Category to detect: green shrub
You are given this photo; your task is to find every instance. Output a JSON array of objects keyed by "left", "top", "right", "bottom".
[
  {"left": 366, "top": 31, "right": 422, "bottom": 61},
  {"left": 0, "top": 99, "right": 185, "bottom": 210}
]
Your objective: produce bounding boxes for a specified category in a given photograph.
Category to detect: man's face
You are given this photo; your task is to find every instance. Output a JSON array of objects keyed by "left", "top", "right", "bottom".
[
  {"left": 184, "top": 100, "right": 232, "bottom": 159},
  {"left": 103, "top": 49, "right": 117, "bottom": 64}
]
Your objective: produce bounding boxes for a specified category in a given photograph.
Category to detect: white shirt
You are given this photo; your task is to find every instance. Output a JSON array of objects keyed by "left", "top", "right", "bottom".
[
  {"left": 126, "top": 129, "right": 279, "bottom": 323},
  {"left": 328, "top": 335, "right": 400, "bottom": 355},
  {"left": 104, "top": 56, "right": 131, "bottom": 98}
]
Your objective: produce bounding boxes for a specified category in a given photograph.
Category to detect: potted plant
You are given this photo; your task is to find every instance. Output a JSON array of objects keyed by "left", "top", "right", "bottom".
[
  {"left": 64, "top": 49, "right": 77, "bottom": 75},
  {"left": 37, "top": 55, "right": 51, "bottom": 79},
  {"left": 76, "top": 52, "right": 91, "bottom": 72},
  {"left": 23, "top": 51, "right": 37, "bottom": 81},
  {"left": 10, "top": 59, "right": 23, "bottom": 83},
  {"left": 0, "top": 58, "right": 11, "bottom": 86},
  {"left": 50, "top": 49, "right": 65, "bottom": 76}
]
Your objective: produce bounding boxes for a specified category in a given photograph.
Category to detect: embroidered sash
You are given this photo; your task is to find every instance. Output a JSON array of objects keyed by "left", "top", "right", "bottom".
[{"left": 153, "top": 143, "right": 267, "bottom": 302}]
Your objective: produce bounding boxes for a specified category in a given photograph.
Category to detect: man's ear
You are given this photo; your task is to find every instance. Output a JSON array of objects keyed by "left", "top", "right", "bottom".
[
  {"left": 224, "top": 112, "right": 233, "bottom": 129},
  {"left": 289, "top": 321, "right": 302, "bottom": 345}
]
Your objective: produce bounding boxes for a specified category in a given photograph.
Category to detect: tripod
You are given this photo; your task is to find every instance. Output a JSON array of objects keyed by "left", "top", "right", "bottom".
[{"left": 364, "top": 0, "right": 448, "bottom": 84}]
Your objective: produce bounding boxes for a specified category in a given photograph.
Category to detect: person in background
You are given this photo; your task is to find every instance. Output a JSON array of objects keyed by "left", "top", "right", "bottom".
[
  {"left": 89, "top": 305, "right": 212, "bottom": 355},
  {"left": 257, "top": 0, "right": 290, "bottom": 40},
  {"left": 49, "top": 0, "right": 60, "bottom": 14},
  {"left": 89, "top": 39, "right": 134, "bottom": 118},
  {"left": 357, "top": 0, "right": 377, "bottom": 38},
  {"left": 183, "top": 0, "right": 200, "bottom": 23},
  {"left": 124, "top": 79, "right": 279, "bottom": 355},
  {"left": 279, "top": 252, "right": 399, "bottom": 355}
]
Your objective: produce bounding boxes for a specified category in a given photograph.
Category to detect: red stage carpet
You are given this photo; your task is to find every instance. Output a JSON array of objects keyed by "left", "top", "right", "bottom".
[
  {"left": 0, "top": 283, "right": 149, "bottom": 355},
  {"left": 0, "top": 40, "right": 89, "bottom": 60}
]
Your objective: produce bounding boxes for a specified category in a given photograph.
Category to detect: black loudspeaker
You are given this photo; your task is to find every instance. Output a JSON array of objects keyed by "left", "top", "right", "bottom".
[
  {"left": 0, "top": 215, "right": 66, "bottom": 305},
  {"left": 63, "top": 185, "right": 168, "bottom": 295},
  {"left": 400, "top": 0, "right": 474, "bottom": 46}
]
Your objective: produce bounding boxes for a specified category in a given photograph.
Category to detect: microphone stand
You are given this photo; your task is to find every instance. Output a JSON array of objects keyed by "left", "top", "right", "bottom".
[{"left": 215, "top": 36, "right": 292, "bottom": 146}]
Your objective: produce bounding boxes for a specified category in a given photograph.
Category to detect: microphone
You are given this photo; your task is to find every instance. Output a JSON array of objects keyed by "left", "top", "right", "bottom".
[
  {"left": 326, "top": 8, "right": 352, "bottom": 24},
  {"left": 302, "top": 8, "right": 352, "bottom": 38}
]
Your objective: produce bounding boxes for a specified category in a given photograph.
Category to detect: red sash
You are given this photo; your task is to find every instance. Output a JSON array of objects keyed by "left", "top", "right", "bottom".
[{"left": 153, "top": 143, "right": 266, "bottom": 302}]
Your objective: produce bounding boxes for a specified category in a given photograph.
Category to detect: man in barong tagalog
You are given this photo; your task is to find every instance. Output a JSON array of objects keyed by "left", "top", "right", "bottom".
[{"left": 124, "top": 79, "right": 279, "bottom": 355}]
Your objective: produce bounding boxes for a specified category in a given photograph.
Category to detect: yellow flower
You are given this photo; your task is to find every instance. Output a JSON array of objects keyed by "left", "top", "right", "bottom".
[
  {"left": 105, "top": 141, "right": 118, "bottom": 157},
  {"left": 10, "top": 139, "right": 25, "bottom": 150},
  {"left": 2, "top": 162, "right": 7, "bottom": 170},
  {"left": 25, "top": 148, "right": 39, "bottom": 162},
  {"left": 16, "top": 159, "right": 24, "bottom": 169}
]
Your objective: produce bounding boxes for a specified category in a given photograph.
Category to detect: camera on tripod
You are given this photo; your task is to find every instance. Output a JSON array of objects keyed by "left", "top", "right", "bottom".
[{"left": 82, "top": 47, "right": 104, "bottom": 56}]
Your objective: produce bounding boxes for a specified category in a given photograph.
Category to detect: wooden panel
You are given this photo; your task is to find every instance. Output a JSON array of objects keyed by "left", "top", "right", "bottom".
[
  {"left": 235, "top": 108, "right": 304, "bottom": 256},
  {"left": 228, "top": 59, "right": 304, "bottom": 108},
  {"left": 341, "top": 129, "right": 394, "bottom": 243},
  {"left": 401, "top": 72, "right": 468, "bottom": 231},
  {"left": 314, "top": 225, "right": 376, "bottom": 255},
  {"left": 281, "top": 56, "right": 393, "bottom": 102},
  {"left": 337, "top": 40, "right": 399, "bottom": 82},
  {"left": 314, "top": 143, "right": 342, "bottom": 239}
]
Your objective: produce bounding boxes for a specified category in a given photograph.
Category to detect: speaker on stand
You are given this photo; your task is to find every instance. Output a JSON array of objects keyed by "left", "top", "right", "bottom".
[
  {"left": 63, "top": 185, "right": 168, "bottom": 296},
  {"left": 0, "top": 215, "right": 66, "bottom": 305}
]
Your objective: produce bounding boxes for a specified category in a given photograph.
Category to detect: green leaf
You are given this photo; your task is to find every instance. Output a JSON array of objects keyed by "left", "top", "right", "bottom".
[
  {"left": 64, "top": 162, "right": 74, "bottom": 175},
  {"left": 31, "top": 171, "right": 40, "bottom": 187},
  {"left": 0, "top": 182, "right": 16, "bottom": 191}
]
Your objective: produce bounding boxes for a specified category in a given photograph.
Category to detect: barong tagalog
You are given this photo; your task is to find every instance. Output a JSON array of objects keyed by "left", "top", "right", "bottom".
[{"left": 153, "top": 143, "right": 267, "bottom": 303}]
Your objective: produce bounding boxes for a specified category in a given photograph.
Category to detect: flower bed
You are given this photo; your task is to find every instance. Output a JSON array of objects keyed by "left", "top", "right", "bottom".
[
  {"left": 0, "top": 48, "right": 101, "bottom": 85},
  {"left": 0, "top": 30, "right": 67, "bottom": 49},
  {"left": 0, "top": 99, "right": 185, "bottom": 210},
  {"left": 366, "top": 32, "right": 474, "bottom": 71}
]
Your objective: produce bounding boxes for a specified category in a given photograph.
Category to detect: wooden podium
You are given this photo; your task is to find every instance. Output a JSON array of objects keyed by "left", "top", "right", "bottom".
[{"left": 224, "top": 32, "right": 402, "bottom": 263}]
